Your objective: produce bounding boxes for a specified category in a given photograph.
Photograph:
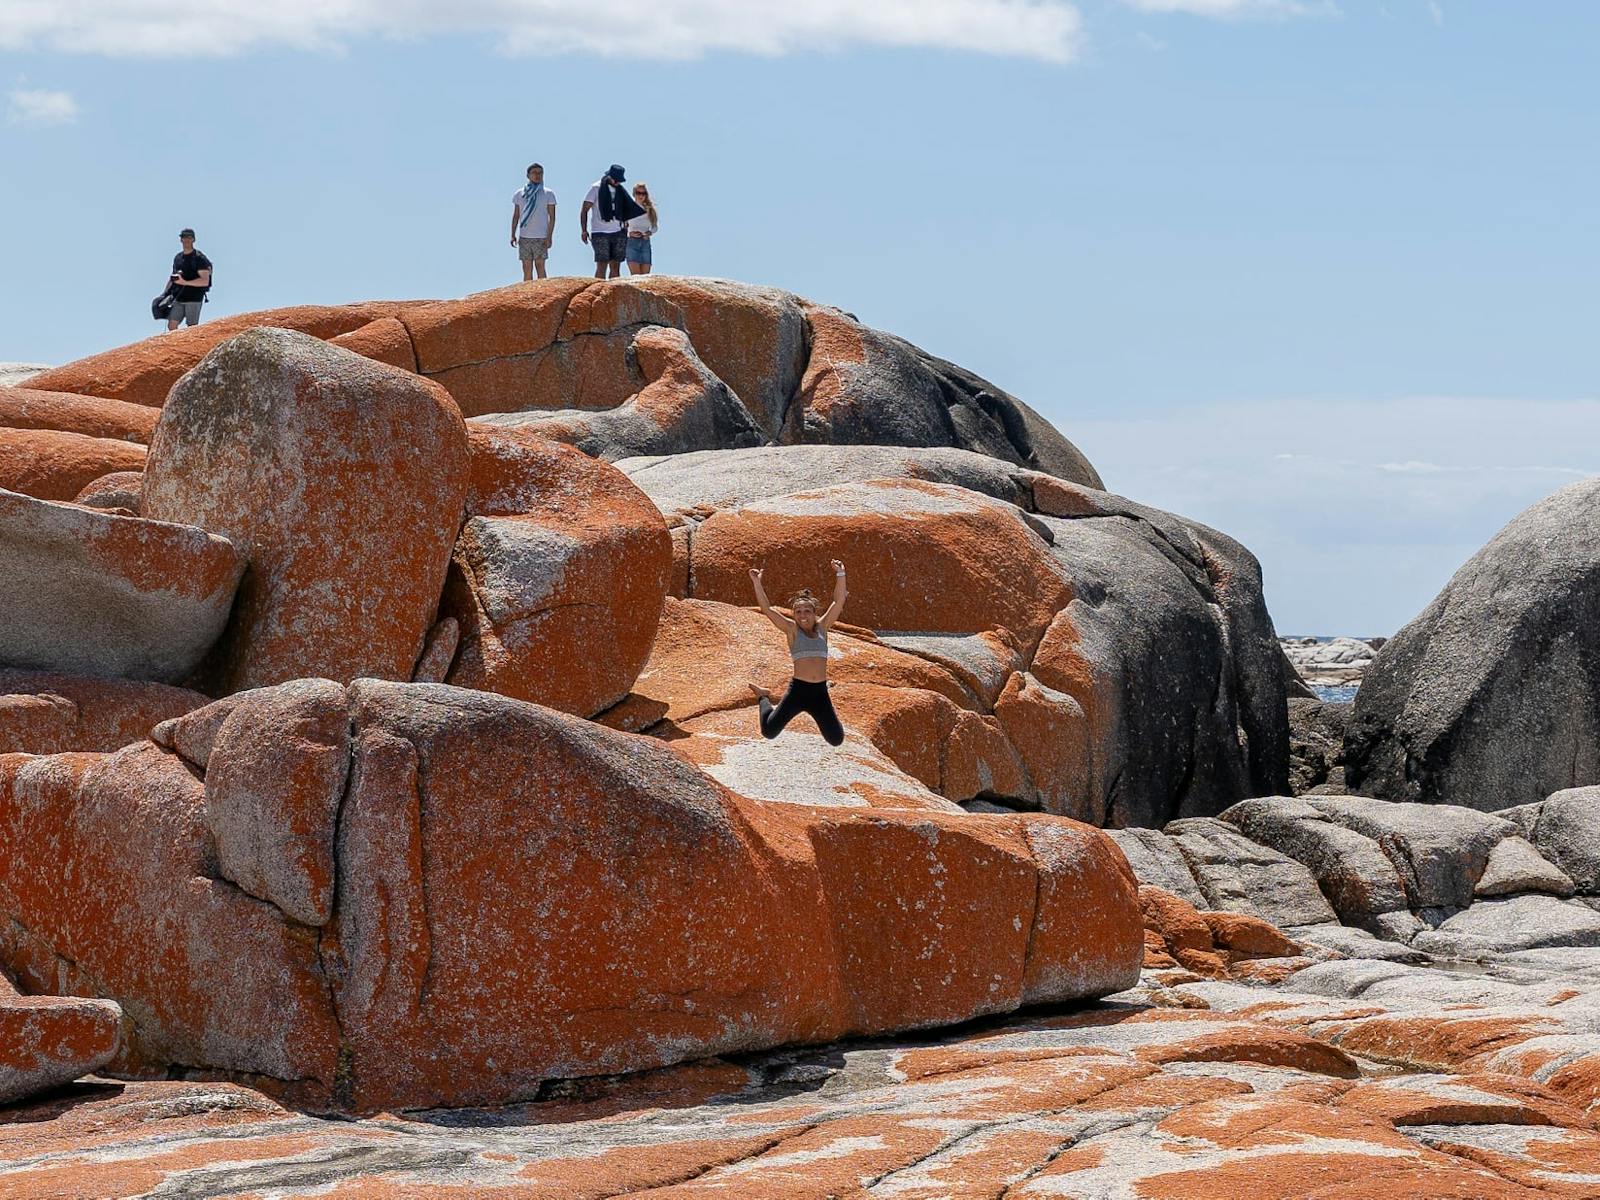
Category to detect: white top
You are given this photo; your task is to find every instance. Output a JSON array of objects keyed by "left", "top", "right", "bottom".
[
  {"left": 626, "top": 213, "right": 656, "bottom": 236},
  {"left": 513, "top": 186, "right": 557, "bottom": 239},
  {"left": 584, "top": 182, "right": 623, "bottom": 234}
]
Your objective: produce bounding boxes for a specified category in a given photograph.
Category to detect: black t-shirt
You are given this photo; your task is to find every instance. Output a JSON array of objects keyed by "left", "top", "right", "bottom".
[{"left": 172, "top": 251, "right": 212, "bottom": 302}]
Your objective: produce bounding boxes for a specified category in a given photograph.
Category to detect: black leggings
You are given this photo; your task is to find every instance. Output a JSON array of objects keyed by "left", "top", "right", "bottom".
[{"left": 759, "top": 679, "right": 844, "bottom": 746}]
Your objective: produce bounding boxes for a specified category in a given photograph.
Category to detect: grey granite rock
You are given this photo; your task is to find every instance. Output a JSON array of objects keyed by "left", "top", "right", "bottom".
[
  {"left": 1475, "top": 834, "right": 1575, "bottom": 898},
  {"left": 0, "top": 488, "right": 242, "bottom": 684},
  {"left": 1506, "top": 787, "right": 1600, "bottom": 894},
  {"left": 1104, "top": 828, "right": 1208, "bottom": 908},
  {"left": 1219, "top": 796, "right": 1420, "bottom": 940},
  {"left": 1163, "top": 817, "right": 1337, "bottom": 927},
  {"left": 1412, "top": 894, "right": 1600, "bottom": 956},
  {"left": 1346, "top": 477, "right": 1600, "bottom": 810}
]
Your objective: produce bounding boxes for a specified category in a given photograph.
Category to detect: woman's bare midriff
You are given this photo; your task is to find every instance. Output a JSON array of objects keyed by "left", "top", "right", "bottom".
[{"left": 791, "top": 659, "right": 828, "bottom": 684}]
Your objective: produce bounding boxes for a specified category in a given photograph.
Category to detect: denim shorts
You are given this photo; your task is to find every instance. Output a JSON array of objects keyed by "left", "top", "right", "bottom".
[
  {"left": 591, "top": 231, "right": 627, "bottom": 263},
  {"left": 625, "top": 236, "right": 652, "bottom": 265},
  {"left": 169, "top": 300, "right": 203, "bottom": 326}
]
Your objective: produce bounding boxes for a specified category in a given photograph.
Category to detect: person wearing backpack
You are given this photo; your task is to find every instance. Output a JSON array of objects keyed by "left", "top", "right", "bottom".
[{"left": 167, "top": 229, "right": 213, "bottom": 331}]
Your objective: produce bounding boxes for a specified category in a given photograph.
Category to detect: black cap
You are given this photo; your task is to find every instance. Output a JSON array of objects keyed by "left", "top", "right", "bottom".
[
  {"left": 178, "top": 228, "right": 196, "bottom": 239},
  {"left": 605, "top": 164, "right": 626, "bottom": 183}
]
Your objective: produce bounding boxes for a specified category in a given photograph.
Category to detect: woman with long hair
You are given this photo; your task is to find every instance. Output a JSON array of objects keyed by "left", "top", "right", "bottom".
[
  {"left": 625, "top": 182, "right": 658, "bottom": 275},
  {"left": 747, "top": 560, "right": 848, "bottom": 746}
]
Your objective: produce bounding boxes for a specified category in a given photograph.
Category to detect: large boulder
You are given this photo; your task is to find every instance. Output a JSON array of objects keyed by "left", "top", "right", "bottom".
[
  {"left": 0, "top": 679, "right": 1142, "bottom": 1113},
  {"left": 1346, "top": 478, "right": 1600, "bottom": 810},
  {"left": 631, "top": 453, "right": 1286, "bottom": 827},
  {"left": 0, "top": 969, "right": 121, "bottom": 1105},
  {"left": 0, "top": 385, "right": 159, "bottom": 443},
  {"left": 0, "top": 489, "right": 243, "bottom": 684},
  {"left": 0, "top": 427, "right": 147, "bottom": 502},
  {"left": 20, "top": 303, "right": 422, "bottom": 408},
  {"left": 688, "top": 477, "right": 1074, "bottom": 650},
  {"left": 141, "top": 329, "right": 469, "bottom": 694},
  {"left": 440, "top": 426, "right": 671, "bottom": 717},
  {"left": 0, "top": 669, "right": 209, "bottom": 755}
]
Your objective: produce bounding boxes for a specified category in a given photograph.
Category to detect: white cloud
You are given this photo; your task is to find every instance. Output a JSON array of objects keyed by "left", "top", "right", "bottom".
[
  {"left": 1120, "top": 0, "right": 1336, "bottom": 17},
  {"left": 1429, "top": 1, "right": 1445, "bottom": 25},
  {"left": 0, "top": 0, "right": 1084, "bottom": 62},
  {"left": 5, "top": 86, "right": 79, "bottom": 127}
]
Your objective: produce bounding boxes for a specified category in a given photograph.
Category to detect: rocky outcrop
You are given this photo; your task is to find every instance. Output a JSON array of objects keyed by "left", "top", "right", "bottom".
[
  {"left": 0, "top": 278, "right": 1308, "bottom": 1132},
  {"left": 1346, "top": 478, "right": 1600, "bottom": 810},
  {"left": 613, "top": 449, "right": 1287, "bottom": 827},
  {"left": 21, "top": 279, "right": 1101, "bottom": 482},
  {"left": 0, "top": 489, "right": 243, "bottom": 684},
  {"left": 1107, "top": 789, "right": 1600, "bottom": 962},
  {"left": 0, "top": 679, "right": 1142, "bottom": 1113},
  {"left": 0, "top": 670, "right": 208, "bottom": 755},
  {"left": 440, "top": 426, "right": 671, "bottom": 717},
  {"left": 0, "top": 427, "right": 147, "bottom": 502},
  {"left": 141, "top": 329, "right": 470, "bottom": 693},
  {"left": 0, "top": 969, "right": 120, "bottom": 1105}
]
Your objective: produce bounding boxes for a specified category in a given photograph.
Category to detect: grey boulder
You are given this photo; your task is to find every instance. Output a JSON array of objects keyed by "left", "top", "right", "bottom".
[
  {"left": 1346, "top": 477, "right": 1600, "bottom": 811},
  {"left": 0, "top": 488, "right": 242, "bottom": 684}
]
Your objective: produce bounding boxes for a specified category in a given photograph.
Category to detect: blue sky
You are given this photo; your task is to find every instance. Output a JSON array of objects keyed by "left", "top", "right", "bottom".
[{"left": 2, "top": 0, "right": 1595, "bottom": 635}]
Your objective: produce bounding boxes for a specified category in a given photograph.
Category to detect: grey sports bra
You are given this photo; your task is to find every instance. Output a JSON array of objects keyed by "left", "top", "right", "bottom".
[{"left": 791, "top": 626, "right": 829, "bottom": 661}]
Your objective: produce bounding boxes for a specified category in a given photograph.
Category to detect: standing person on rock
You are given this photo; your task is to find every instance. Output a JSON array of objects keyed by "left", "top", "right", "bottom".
[
  {"left": 166, "top": 229, "right": 212, "bottom": 331},
  {"left": 580, "top": 164, "right": 645, "bottom": 281},
  {"left": 624, "top": 181, "right": 658, "bottom": 275},
  {"left": 511, "top": 163, "right": 558, "bottom": 281},
  {"left": 747, "top": 561, "right": 849, "bottom": 747}
]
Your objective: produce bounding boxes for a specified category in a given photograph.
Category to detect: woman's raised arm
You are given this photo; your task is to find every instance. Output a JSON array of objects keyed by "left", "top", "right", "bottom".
[
  {"left": 750, "top": 567, "right": 795, "bottom": 635},
  {"left": 820, "top": 560, "right": 848, "bottom": 629}
]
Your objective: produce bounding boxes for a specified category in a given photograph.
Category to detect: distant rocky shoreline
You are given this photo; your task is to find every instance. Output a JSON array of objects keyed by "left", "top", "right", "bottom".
[{"left": 1279, "top": 634, "right": 1382, "bottom": 690}]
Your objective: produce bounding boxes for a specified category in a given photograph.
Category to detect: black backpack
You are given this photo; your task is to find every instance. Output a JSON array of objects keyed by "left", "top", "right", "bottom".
[{"left": 151, "top": 281, "right": 177, "bottom": 322}]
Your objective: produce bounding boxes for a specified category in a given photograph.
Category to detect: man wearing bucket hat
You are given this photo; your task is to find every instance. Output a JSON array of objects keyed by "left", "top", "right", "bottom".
[{"left": 580, "top": 164, "right": 646, "bottom": 280}]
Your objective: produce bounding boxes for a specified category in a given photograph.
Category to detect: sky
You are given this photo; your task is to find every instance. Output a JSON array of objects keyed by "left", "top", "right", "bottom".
[{"left": 2, "top": 0, "right": 1596, "bottom": 635}]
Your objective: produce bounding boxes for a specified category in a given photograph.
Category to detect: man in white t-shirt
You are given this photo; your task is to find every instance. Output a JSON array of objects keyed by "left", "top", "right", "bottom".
[
  {"left": 510, "top": 163, "right": 558, "bottom": 281},
  {"left": 580, "top": 164, "right": 643, "bottom": 281}
]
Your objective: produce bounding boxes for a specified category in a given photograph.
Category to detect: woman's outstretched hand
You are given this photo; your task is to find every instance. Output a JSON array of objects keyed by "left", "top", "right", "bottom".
[
  {"left": 831, "top": 559, "right": 845, "bottom": 575},
  {"left": 749, "top": 567, "right": 764, "bottom": 584}
]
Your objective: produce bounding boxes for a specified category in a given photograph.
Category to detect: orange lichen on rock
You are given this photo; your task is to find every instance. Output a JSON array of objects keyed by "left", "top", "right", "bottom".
[
  {"left": 440, "top": 425, "right": 670, "bottom": 716},
  {"left": 141, "top": 328, "right": 469, "bottom": 692},
  {"left": 0, "top": 427, "right": 146, "bottom": 502}
]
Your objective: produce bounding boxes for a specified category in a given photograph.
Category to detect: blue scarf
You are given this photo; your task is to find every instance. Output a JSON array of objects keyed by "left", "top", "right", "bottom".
[{"left": 519, "top": 182, "right": 545, "bottom": 233}]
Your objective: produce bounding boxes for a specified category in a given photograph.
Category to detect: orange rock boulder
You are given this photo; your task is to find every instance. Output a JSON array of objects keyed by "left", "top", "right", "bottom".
[
  {"left": 689, "top": 477, "right": 1074, "bottom": 651},
  {"left": 141, "top": 329, "right": 469, "bottom": 693},
  {"left": 0, "top": 678, "right": 1142, "bottom": 1113},
  {"left": 0, "top": 426, "right": 147, "bottom": 502},
  {"left": 0, "top": 969, "right": 121, "bottom": 1105},
  {"left": 440, "top": 426, "right": 671, "bottom": 716},
  {"left": 20, "top": 302, "right": 422, "bottom": 408},
  {"left": 0, "top": 669, "right": 209, "bottom": 756},
  {"left": 0, "top": 385, "right": 159, "bottom": 442}
]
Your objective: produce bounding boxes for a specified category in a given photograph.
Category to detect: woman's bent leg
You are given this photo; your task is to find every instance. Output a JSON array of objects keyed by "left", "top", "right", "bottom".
[
  {"left": 811, "top": 688, "right": 846, "bottom": 746},
  {"left": 759, "top": 685, "right": 805, "bottom": 739}
]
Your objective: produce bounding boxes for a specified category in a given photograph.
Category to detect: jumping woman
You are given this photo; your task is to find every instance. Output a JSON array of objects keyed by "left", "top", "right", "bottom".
[{"left": 748, "top": 560, "right": 848, "bottom": 746}]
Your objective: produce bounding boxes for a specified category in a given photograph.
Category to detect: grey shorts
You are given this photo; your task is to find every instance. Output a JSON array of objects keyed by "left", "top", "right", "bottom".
[
  {"left": 518, "top": 236, "right": 550, "bottom": 263},
  {"left": 169, "top": 300, "right": 203, "bottom": 326},
  {"left": 591, "top": 230, "right": 627, "bottom": 263}
]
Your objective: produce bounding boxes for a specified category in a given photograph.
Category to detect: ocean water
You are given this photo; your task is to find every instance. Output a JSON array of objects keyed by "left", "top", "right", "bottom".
[{"left": 1314, "top": 684, "right": 1359, "bottom": 704}]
